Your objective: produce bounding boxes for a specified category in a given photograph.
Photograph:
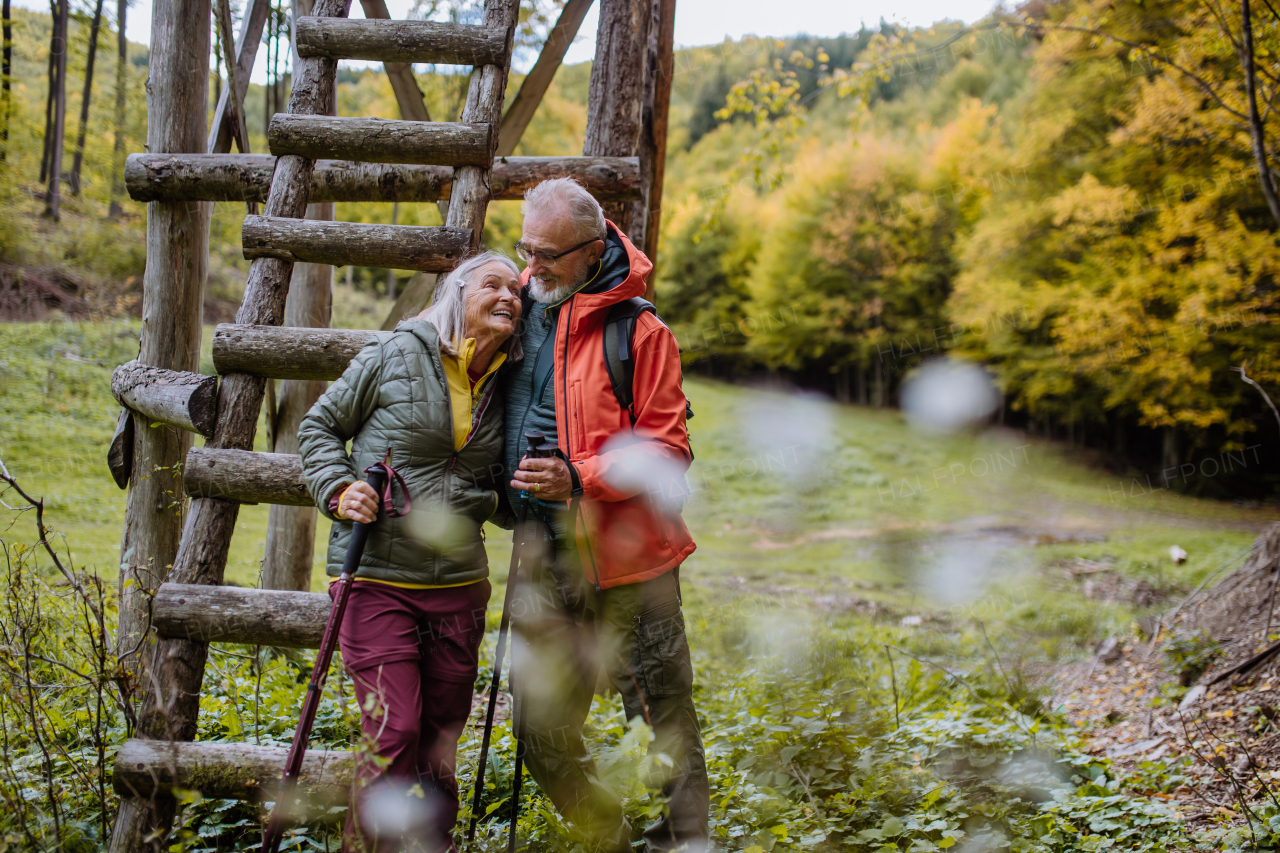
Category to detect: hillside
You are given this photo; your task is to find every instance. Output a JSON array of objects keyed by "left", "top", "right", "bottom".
[{"left": 2, "top": 317, "right": 1276, "bottom": 848}]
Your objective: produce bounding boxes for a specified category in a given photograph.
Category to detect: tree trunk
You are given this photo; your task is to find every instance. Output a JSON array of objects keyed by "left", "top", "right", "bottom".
[
  {"left": 109, "top": 1, "right": 211, "bottom": 850},
  {"left": 44, "top": 0, "right": 69, "bottom": 219},
  {"left": 70, "top": 0, "right": 105, "bottom": 196},
  {"left": 582, "top": 0, "right": 653, "bottom": 234},
  {"left": 108, "top": 0, "right": 126, "bottom": 217},
  {"left": 2, "top": 0, "right": 12, "bottom": 160},
  {"left": 1241, "top": 0, "right": 1280, "bottom": 228},
  {"left": 1161, "top": 426, "right": 1179, "bottom": 483},
  {"left": 40, "top": 0, "right": 57, "bottom": 182}
]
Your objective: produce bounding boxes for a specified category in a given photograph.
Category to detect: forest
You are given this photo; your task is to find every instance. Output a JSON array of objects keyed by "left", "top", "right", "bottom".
[{"left": 5, "top": 0, "right": 1280, "bottom": 850}]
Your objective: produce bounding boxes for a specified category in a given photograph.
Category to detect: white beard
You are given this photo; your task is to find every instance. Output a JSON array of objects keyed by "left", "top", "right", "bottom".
[
  {"left": 528, "top": 276, "right": 574, "bottom": 305},
  {"left": 528, "top": 262, "right": 593, "bottom": 305}
]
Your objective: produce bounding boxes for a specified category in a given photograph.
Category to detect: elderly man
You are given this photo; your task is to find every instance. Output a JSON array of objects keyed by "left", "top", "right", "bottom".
[{"left": 502, "top": 177, "right": 709, "bottom": 852}]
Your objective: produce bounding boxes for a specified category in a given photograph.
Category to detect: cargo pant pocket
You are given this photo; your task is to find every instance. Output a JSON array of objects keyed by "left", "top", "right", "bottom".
[{"left": 634, "top": 600, "right": 693, "bottom": 698}]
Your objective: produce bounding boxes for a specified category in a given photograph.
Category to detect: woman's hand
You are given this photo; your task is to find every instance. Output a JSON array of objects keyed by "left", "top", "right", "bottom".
[
  {"left": 339, "top": 481, "right": 380, "bottom": 524},
  {"left": 510, "top": 456, "right": 573, "bottom": 501}
]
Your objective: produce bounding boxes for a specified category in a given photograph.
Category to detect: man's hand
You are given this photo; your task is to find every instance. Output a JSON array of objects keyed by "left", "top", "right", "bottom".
[
  {"left": 510, "top": 455, "right": 573, "bottom": 501},
  {"left": 338, "top": 481, "right": 380, "bottom": 524}
]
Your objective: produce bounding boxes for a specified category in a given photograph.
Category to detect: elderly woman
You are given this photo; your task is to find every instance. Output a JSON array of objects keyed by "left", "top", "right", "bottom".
[{"left": 299, "top": 251, "right": 522, "bottom": 852}]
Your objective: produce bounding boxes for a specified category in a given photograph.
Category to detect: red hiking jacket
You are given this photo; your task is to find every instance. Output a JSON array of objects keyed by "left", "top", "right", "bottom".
[{"left": 520, "top": 221, "right": 696, "bottom": 589}]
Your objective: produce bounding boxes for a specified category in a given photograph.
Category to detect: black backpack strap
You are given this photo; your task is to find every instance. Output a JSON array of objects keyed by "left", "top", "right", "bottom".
[{"left": 602, "top": 297, "right": 656, "bottom": 421}]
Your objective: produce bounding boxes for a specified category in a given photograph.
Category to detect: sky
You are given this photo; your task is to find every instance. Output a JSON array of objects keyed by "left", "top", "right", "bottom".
[{"left": 17, "top": 0, "right": 1000, "bottom": 81}]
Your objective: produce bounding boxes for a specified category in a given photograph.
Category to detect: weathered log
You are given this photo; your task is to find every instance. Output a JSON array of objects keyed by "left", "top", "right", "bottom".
[
  {"left": 212, "top": 324, "right": 388, "bottom": 381},
  {"left": 497, "top": 0, "right": 593, "bottom": 156},
  {"left": 125, "top": 153, "right": 641, "bottom": 203},
  {"left": 241, "top": 216, "right": 470, "bottom": 272},
  {"left": 489, "top": 155, "right": 640, "bottom": 201},
  {"left": 184, "top": 447, "right": 310, "bottom": 506},
  {"left": 583, "top": 0, "right": 652, "bottom": 235},
  {"left": 110, "top": 361, "right": 218, "bottom": 438},
  {"left": 208, "top": 0, "right": 270, "bottom": 154},
  {"left": 268, "top": 115, "right": 492, "bottom": 166},
  {"left": 110, "top": 0, "right": 215, "bottom": 847},
  {"left": 107, "top": 408, "right": 134, "bottom": 489},
  {"left": 113, "top": 738, "right": 352, "bottom": 803},
  {"left": 263, "top": 202, "right": 334, "bottom": 592},
  {"left": 153, "top": 583, "right": 329, "bottom": 647},
  {"left": 295, "top": 16, "right": 507, "bottom": 65},
  {"left": 445, "top": 0, "right": 518, "bottom": 252}
]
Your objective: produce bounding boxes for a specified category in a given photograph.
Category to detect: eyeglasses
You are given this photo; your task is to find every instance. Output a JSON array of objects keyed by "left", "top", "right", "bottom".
[{"left": 513, "top": 238, "right": 599, "bottom": 267}]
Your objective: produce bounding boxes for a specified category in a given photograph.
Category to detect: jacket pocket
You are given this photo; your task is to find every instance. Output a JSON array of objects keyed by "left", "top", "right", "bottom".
[
  {"left": 633, "top": 599, "right": 693, "bottom": 698},
  {"left": 570, "top": 380, "right": 587, "bottom": 453}
]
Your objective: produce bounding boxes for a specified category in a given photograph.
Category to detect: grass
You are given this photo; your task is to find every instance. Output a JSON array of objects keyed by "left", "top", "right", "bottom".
[
  {"left": 2, "top": 317, "right": 1277, "bottom": 850},
  {"left": 1, "top": 316, "right": 1272, "bottom": 642}
]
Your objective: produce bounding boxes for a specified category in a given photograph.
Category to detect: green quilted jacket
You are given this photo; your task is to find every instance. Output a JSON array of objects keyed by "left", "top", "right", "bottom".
[{"left": 298, "top": 320, "right": 508, "bottom": 586}]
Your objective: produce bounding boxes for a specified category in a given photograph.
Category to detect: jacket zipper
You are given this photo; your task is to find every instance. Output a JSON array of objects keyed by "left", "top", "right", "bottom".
[{"left": 561, "top": 297, "right": 602, "bottom": 592}]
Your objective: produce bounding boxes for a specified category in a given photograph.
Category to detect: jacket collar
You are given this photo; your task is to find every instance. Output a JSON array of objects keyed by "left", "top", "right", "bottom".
[{"left": 518, "top": 220, "right": 652, "bottom": 318}]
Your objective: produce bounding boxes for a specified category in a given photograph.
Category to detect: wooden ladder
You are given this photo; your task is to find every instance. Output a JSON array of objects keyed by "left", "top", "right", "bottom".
[{"left": 108, "top": 0, "right": 523, "bottom": 847}]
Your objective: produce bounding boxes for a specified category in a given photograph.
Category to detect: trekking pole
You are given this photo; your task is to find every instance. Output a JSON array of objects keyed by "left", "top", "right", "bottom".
[
  {"left": 262, "top": 460, "right": 391, "bottom": 853},
  {"left": 467, "top": 431, "right": 548, "bottom": 845},
  {"left": 505, "top": 440, "right": 560, "bottom": 853}
]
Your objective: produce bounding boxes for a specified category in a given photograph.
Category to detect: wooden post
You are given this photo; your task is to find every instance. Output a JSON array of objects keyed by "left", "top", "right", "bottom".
[
  {"left": 443, "top": 0, "right": 519, "bottom": 251},
  {"left": 260, "top": 208, "right": 332, "bottom": 591},
  {"left": 582, "top": 0, "right": 652, "bottom": 236},
  {"left": 209, "top": 0, "right": 270, "bottom": 154},
  {"left": 497, "top": 0, "right": 594, "bottom": 157},
  {"left": 112, "top": 0, "right": 351, "bottom": 845},
  {"left": 639, "top": 0, "right": 674, "bottom": 300},
  {"left": 109, "top": 0, "right": 211, "bottom": 848},
  {"left": 262, "top": 0, "right": 332, "bottom": 593}
]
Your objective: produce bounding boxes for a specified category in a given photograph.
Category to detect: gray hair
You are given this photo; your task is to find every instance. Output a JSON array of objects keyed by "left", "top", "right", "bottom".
[
  {"left": 522, "top": 177, "right": 607, "bottom": 243},
  {"left": 420, "top": 251, "right": 523, "bottom": 361}
]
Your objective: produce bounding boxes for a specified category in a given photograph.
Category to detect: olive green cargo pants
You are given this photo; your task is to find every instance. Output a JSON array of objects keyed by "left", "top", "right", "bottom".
[{"left": 510, "top": 542, "right": 709, "bottom": 852}]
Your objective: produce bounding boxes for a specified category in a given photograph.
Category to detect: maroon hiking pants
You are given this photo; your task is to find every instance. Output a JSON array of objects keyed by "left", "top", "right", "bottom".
[{"left": 331, "top": 580, "right": 491, "bottom": 853}]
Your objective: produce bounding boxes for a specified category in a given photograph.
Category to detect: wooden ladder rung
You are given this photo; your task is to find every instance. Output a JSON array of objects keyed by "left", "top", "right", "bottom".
[
  {"left": 125, "top": 153, "right": 643, "bottom": 204},
  {"left": 295, "top": 17, "right": 508, "bottom": 66},
  {"left": 242, "top": 216, "right": 471, "bottom": 272},
  {"left": 213, "top": 324, "right": 390, "bottom": 381},
  {"left": 269, "top": 115, "right": 492, "bottom": 166},
  {"left": 154, "top": 582, "right": 329, "bottom": 648},
  {"left": 113, "top": 738, "right": 351, "bottom": 802},
  {"left": 111, "top": 361, "right": 218, "bottom": 438},
  {"left": 184, "top": 447, "right": 310, "bottom": 506}
]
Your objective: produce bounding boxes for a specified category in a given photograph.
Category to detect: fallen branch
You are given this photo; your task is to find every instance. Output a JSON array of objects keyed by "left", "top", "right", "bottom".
[{"left": 1208, "top": 637, "right": 1280, "bottom": 685}]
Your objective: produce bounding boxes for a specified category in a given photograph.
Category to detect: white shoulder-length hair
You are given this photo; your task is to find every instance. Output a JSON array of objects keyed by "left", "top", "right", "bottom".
[{"left": 419, "top": 251, "right": 523, "bottom": 361}]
